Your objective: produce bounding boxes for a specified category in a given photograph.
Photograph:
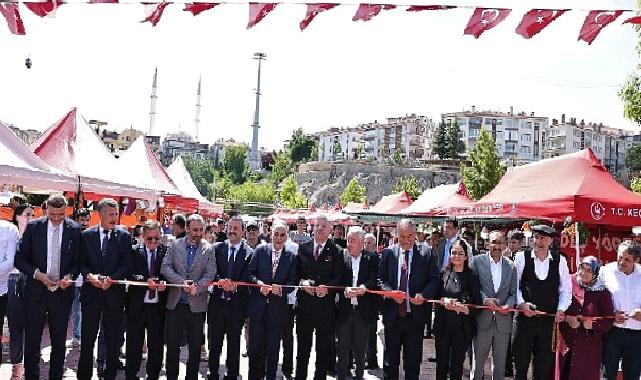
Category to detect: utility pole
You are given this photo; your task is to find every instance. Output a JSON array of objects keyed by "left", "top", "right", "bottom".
[{"left": 249, "top": 52, "right": 266, "bottom": 171}]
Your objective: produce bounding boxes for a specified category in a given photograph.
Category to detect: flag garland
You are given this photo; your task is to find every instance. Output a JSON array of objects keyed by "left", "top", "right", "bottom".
[{"left": 1, "top": 0, "right": 639, "bottom": 44}]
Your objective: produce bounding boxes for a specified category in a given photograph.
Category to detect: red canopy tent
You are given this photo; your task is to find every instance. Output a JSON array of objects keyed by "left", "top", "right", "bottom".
[
  {"left": 400, "top": 182, "right": 473, "bottom": 216},
  {"left": 360, "top": 191, "right": 413, "bottom": 215},
  {"left": 450, "top": 149, "right": 641, "bottom": 227}
]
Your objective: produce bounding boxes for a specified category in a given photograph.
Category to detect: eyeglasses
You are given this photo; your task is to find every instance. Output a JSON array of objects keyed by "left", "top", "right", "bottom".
[
  {"left": 247, "top": 227, "right": 259, "bottom": 231},
  {"left": 450, "top": 251, "right": 466, "bottom": 257},
  {"left": 146, "top": 237, "right": 161, "bottom": 242}
]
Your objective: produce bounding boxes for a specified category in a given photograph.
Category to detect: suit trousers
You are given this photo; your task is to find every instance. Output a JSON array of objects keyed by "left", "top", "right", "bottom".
[
  {"left": 383, "top": 315, "right": 424, "bottom": 380},
  {"left": 281, "top": 304, "right": 296, "bottom": 376},
  {"left": 435, "top": 317, "right": 470, "bottom": 380},
  {"left": 7, "top": 273, "right": 26, "bottom": 365},
  {"left": 295, "top": 312, "right": 335, "bottom": 380},
  {"left": 472, "top": 323, "right": 510, "bottom": 380},
  {"left": 603, "top": 327, "right": 641, "bottom": 380},
  {"left": 336, "top": 309, "right": 370, "bottom": 380},
  {"left": 24, "top": 290, "right": 71, "bottom": 380},
  {"left": 366, "top": 318, "right": 378, "bottom": 367},
  {"left": 248, "top": 308, "right": 284, "bottom": 380},
  {"left": 207, "top": 300, "right": 244, "bottom": 380},
  {"left": 125, "top": 303, "right": 165, "bottom": 380},
  {"left": 513, "top": 315, "right": 555, "bottom": 380},
  {"left": 165, "top": 303, "right": 205, "bottom": 380},
  {"left": 78, "top": 295, "right": 123, "bottom": 380}
]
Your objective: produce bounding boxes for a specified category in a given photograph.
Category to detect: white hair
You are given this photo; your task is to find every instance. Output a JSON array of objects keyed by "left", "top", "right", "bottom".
[
  {"left": 347, "top": 226, "right": 365, "bottom": 240},
  {"left": 488, "top": 230, "right": 504, "bottom": 241},
  {"left": 314, "top": 214, "right": 330, "bottom": 224},
  {"left": 271, "top": 219, "right": 288, "bottom": 232},
  {"left": 364, "top": 233, "right": 376, "bottom": 242}
]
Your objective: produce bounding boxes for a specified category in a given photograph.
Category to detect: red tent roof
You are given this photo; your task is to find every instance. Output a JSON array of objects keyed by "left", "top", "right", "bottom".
[
  {"left": 452, "top": 149, "right": 641, "bottom": 227},
  {"left": 363, "top": 191, "right": 413, "bottom": 215},
  {"left": 400, "top": 182, "right": 473, "bottom": 216}
]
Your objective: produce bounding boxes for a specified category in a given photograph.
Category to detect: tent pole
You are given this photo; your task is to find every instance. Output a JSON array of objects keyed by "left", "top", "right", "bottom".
[
  {"left": 377, "top": 224, "right": 381, "bottom": 248},
  {"left": 574, "top": 222, "right": 580, "bottom": 272},
  {"left": 597, "top": 226, "right": 602, "bottom": 262}
]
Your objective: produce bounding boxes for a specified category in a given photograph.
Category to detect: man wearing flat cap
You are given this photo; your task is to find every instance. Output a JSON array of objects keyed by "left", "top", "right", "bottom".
[{"left": 512, "top": 225, "right": 571, "bottom": 380}]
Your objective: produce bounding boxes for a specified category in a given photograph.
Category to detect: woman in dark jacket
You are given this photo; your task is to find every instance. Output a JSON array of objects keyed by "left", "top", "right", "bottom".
[
  {"left": 559, "top": 256, "right": 613, "bottom": 380},
  {"left": 433, "top": 240, "right": 482, "bottom": 380}
]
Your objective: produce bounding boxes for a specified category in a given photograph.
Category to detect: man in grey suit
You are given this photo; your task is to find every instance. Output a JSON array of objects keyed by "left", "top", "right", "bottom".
[
  {"left": 470, "top": 230, "right": 517, "bottom": 380},
  {"left": 161, "top": 214, "right": 217, "bottom": 380}
]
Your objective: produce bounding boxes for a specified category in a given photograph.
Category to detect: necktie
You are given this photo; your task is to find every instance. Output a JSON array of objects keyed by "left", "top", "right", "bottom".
[
  {"left": 50, "top": 226, "right": 61, "bottom": 280},
  {"left": 272, "top": 250, "right": 281, "bottom": 278},
  {"left": 314, "top": 244, "right": 321, "bottom": 261},
  {"left": 399, "top": 250, "right": 409, "bottom": 317},
  {"left": 148, "top": 250, "right": 156, "bottom": 299},
  {"left": 225, "top": 247, "right": 236, "bottom": 300},
  {"left": 442, "top": 240, "right": 451, "bottom": 270},
  {"left": 101, "top": 230, "right": 110, "bottom": 258}
]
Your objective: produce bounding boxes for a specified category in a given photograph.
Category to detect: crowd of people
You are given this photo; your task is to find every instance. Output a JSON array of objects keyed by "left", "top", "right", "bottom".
[{"left": 0, "top": 193, "right": 640, "bottom": 380}]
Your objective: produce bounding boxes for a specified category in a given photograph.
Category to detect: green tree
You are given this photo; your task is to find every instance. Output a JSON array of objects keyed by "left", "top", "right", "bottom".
[
  {"left": 183, "top": 156, "right": 216, "bottom": 199},
  {"left": 215, "top": 176, "right": 233, "bottom": 199},
  {"left": 632, "top": 177, "right": 641, "bottom": 194},
  {"left": 434, "top": 120, "right": 448, "bottom": 158},
  {"left": 393, "top": 175, "right": 423, "bottom": 200},
  {"left": 446, "top": 120, "right": 466, "bottom": 159},
  {"left": 461, "top": 129, "right": 503, "bottom": 200},
  {"left": 227, "top": 182, "right": 276, "bottom": 203},
  {"left": 340, "top": 177, "right": 366, "bottom": 205},
  {"left": 332, "top": 140, "right": 343, "bottom": 160},
  {"left": 391, "top": 150, "right": 403, "bottom": 166},
  {"left": 270, "top": 150, "right": 293, "bottom": 184},
  {"left": 619, "top": 74, "right": 641, "bottom": 125},
  {"left": 289, "top": 128, "right": 317, "bottom": 164},
  {"left": 626, "top": 144, "right": 641, "bottom": 172},
  {"left": 223, "top": 145, "right": 249, "bottom": 184},
  {"left": 280, "top": 175, "right": 308, "bottom": 209}
]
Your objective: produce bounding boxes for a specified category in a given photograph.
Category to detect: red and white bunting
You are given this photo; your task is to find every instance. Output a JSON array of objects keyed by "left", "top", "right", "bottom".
[
  {"left": 0, "top": 3, "right": 25, "bottom": 35},
  {"left": 141, "top": 1, "right": 170, "bottom": 26},
  {"left": 516, "top": 9, "right": 567, "bottom": 39},
  {"left": 300, "top": 3, "right": 337, "bottom": 30},
  {"left": 89, "top": 0, "right": 119, "bottom": 3},
  {"left": 184, "top": 2, "right": 219, "bottom": 16},
  {"left": 406, "top": 5, "right": 455, "bottom": 12},
  {"left": 578, "top": 10, "right": 623, "bottom": 45},
  {"left": 248, "top": 2, "right": 277, "bottom": 29},
  {"left": 25, "top": 0, "right": 64, "bottom": 18},
  {"left": 623, "top": 15, "right": 641, "bottom": 25},
  {"left": 464, "top": 8, "right": 511, "bottom": 38},
  {"left": 352, "top": 4, "right": 396, "bottom": 22}
]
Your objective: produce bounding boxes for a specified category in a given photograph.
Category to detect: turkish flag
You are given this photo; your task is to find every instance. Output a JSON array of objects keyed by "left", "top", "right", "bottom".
[
  {"left": 141, "top": 1, "right": 171, "bottom": 27},
  {"left": 248, "top": 3, "right": 277, "bottom": 29},
  {"left": 184, "top": 3, "right": 219, "bottom": 16},
  {"left": 464, "top": 8, "right": 511, "bottom": 38},
  {"left": 300, "top": 3, "right": 337, "bottom": 30},
  {"left": 0, "top": 3, "right": 25, "bottom": 35},
  {"left": 89, "top": 0, "right": 119, "bottom": 3},
  {"left": 623, "top": 15, "right": 641, "bottom": 25},
  {"left": 516, "top": 9, "right": 567, "bottom": 39},
  {"left": 25, "top": 1, "right": 63, "bottom": 18},
  {"left": 406, "top": 5, "right": 456, "bottom": 12},
  {"left": 578, "top": 10, "right": 623, "bottom": 45},
  {"left": 352, "top": 4, "right": 396, "bottom": 22}
]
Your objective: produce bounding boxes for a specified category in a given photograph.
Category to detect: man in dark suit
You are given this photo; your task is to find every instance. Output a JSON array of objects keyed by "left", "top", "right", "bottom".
[
  {"left": 434, "top": 219, "right": 470, "bottom": 272},
  {"left": 161, "top": 213, "right": 216, "bottom": 380},
  {"left": 247, "top": 220, "right": 298, "bottom": 380},
  {"left": 14, "top": 194, "right": 81, "bottom": 380},
  {"left": 125, "top": 220, "right": 168, "bottom": 380},
  {"left": 336, "top": 226, "right": 379, "bottom": 380},
  {"left": 207, "top": 217, "right": 253, "bottom": 380},
  {"left": 77, "top": 198, "right": 133, "bottom": 380},
  {"left": 295, "top": 214, "right": 344, "bottom": 380},
  {"left": 379, "top": 218, "right": 440, "bottom": 380}
]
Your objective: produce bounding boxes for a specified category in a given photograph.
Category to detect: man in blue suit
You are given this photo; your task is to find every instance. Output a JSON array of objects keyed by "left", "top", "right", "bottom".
[
  {"left": 15, "top": 194, "right": 81, "bottom": 380},
  {"left": 207, "top": 217, "right": 253, "bottom": 380},
  {"left": 247, "top": 220, "right": 298, "bottom": 380},
  {"left": 77, "top": 198, "right": 133, "bottom": 380},
  {"left": 379, "top": 218, "right": 440, "bottom": 380}
]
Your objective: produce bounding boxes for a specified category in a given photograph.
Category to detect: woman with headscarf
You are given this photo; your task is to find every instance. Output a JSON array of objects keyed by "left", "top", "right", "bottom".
[{"left": 559, "top": 256, "right": 613, "bottom": 380}]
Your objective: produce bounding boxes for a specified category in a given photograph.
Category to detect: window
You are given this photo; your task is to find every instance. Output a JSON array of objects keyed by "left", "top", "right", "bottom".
[
  {"left": 521, "top": 134, "right": 531, "bottom": 142},
  {"left": 573, "top": 130, "right": 582, "bottom": 138},
  {"left": 573, "top": 141, "right": 580, "bottom": 149},
  {"left": 504, "top": 118, "right": 515, "bottom": 127},
  {"left": 469, "top": 128, "right": 480, "bottom": 138},
  {"left": 506, "top": 142, "right": 516, "bottom": 151},
  {"left": 469, "top": 117, "right": 482, "bottom": 127},
  {"left": 506, "top": 130, "right": 518, "bottom": 141},
  {"left": 522, "top": 122, "right": 532, "bottom": 129},
  {"left": 456, "top": 118, "right": 466, "bottom": 126},
  {"left": 520, "top": 146, "right": 531, "bottom": 154}
]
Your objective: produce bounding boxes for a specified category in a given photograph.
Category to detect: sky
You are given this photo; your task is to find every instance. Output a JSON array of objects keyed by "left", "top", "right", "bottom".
[{"left": 0, "top": 0, "right": 640, "bottom": 151}]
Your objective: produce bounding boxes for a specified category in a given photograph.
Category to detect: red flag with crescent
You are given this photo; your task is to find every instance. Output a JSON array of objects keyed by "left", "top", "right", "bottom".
[
  {"left": 184, "top": 3, "right": 220, "bottom": 16},
  {"left": 0, "top": 3, "right": 25, "bottom": 35},
  {"left": 464, "top": 8, "right": 511, "bottom": 38},
  {"left": 578, "top": 10, "right": 623, "bottom": 45},
  {"left": 248, "top": 3, "right": 278, "bottom": 29},
  {"left": 352, "top": 4, "right": 396, "bottom": 22},
  {"left": 25, "top": 1, "right": 63, "bottom": 17},
  {"left": 300, "top": 3, "right": 337, "bottom": 30},
  {"left": 141, "top": 1, "right": 170, "bottom": 27},
  {"left": 516, "top": 9, "right": 567, "bottom": 39}
]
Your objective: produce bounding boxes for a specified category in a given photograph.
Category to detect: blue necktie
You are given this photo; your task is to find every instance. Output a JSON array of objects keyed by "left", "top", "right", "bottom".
[
  {"left": 225, "top": 247, "right": 236, "bottom": 300},
  {"left": 101, "top": 230, "right": 110, "bottom": 258}
]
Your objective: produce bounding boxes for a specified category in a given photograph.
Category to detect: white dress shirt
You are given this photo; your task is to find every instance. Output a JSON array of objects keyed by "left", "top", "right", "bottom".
[
  {"left": 514, "top": 250, "right": 572, "bottom": 312},
  {"left": 0, "top": 220, "right": 19, "bottom": 295},
  {"left": 285, "top": 240, "right": 298, "bottom": 305},
  {"left": 397, "top": 247, "right": 414, "bottom": 314},
  {"left": 47, "top": 220, "right": 64, "bottom": 275},
  {"left": 144, "top": 248, "right": 159, "bottom": 303},
  {"left": 442, "top": 237, "right": 457, "bottom": 270},
  {"left": 350, "top": 254, "right": 362, "bottom": 306},
  {"left": 227, "top": 241, "right": 242, "bottom": 263},
  {"left": 489, "top": 255, "right": 503, "bottom": 293},
  {"left": 99, "top": 226, "right": 111, "bottom": 251},
  {"left": 599, "top": 262, "right": 641, "bottom": 330}
]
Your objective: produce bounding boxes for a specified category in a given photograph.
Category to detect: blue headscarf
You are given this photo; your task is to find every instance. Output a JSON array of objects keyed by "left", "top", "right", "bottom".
[{"left": 577, "top": 255, "right": 604, "bottom": 290}]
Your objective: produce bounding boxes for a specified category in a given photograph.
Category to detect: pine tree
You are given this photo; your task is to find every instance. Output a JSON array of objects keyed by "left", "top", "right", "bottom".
[
  {"left": 340, "top": 177, "right": 366, "bottom": 205},
  {"left": 434, "top": 120, "right": 448, "bottom": 159},
  {"left": 446, "top": 120, "right": 466, "bottom": 159},
  {"left": 393, "top": 175, "right": 423, "bottom": 200},
  {"left": 461, "top": 129, "right": 503, "bottom": 200}
]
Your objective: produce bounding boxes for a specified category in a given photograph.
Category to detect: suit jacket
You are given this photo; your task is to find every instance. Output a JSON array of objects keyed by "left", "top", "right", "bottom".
[
  {"left": 470, "top": 254, "right": 517, "bottom": 334},
  {"left": 79, "top": 225, "right": 133, "bottom": 308},
  {"left": 379, "top": 243, "right": 439, "bottom": 326},
  {"left": 209, "top": 240, "right": 253, "bottom": 317},
  {"left": 126, "top": 243, "right": 168, "bottom": 317},
  {"left": 434, "top": 235, "right": 472, "bottom": 271},
  {"left": 160, "top": 237, "right": 216, "bottom": 313},
  {"left": 336, "top": 249, "right": 379, "bottom": 324},
  {"left": 247, "top": 243, "right": 297, "bottom": 323},
  {"left": 296, "top": 239, "right": 344, "bottom": 317},
  {"left": 15, "top": 217, "right": 81, "bottom": 303}
]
